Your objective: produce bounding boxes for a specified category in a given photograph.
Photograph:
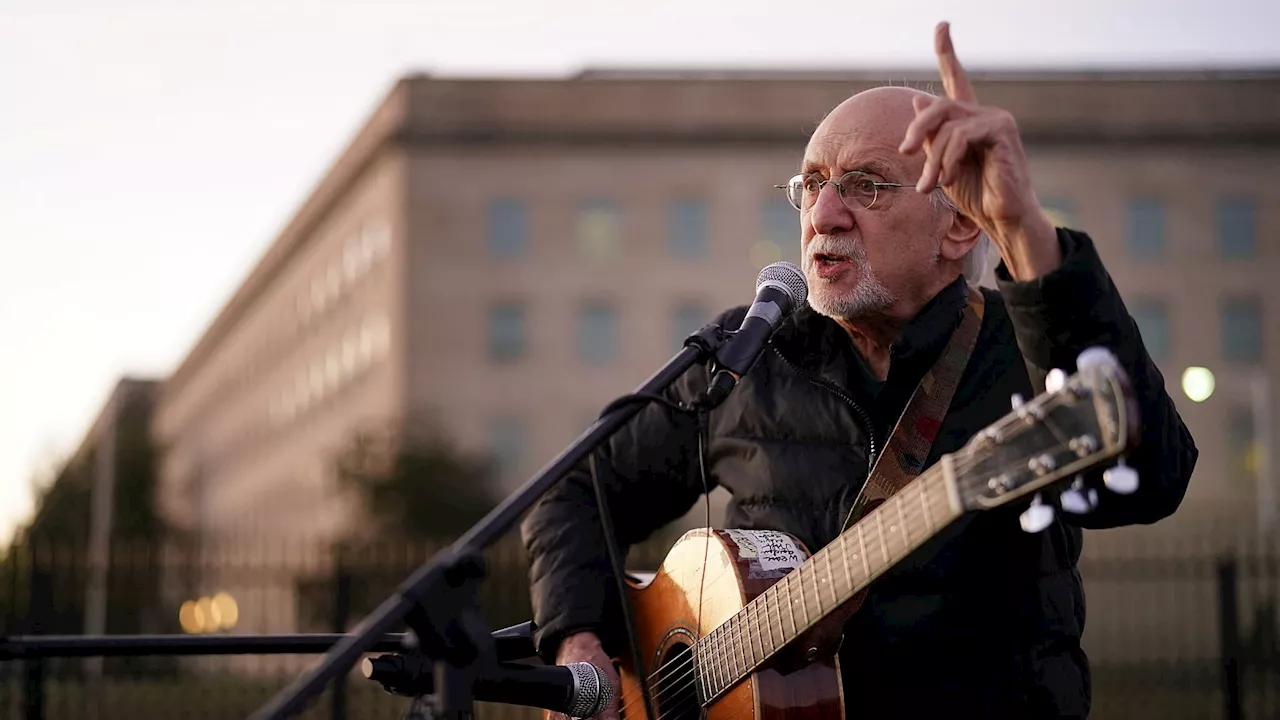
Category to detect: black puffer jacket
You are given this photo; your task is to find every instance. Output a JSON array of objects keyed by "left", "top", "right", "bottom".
[{"left": 520, "top": 229, "right": 1197, "bottom": 719}]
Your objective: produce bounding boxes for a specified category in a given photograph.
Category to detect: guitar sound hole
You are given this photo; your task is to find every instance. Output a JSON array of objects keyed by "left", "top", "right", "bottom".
[{"left": 643, "top": 642, "right": 701, "bottom": 720}]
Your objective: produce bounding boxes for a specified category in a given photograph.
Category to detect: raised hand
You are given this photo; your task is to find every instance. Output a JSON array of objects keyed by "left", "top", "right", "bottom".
[{"left": 898, "top": 21, "right": 1061, "bottom": 280}]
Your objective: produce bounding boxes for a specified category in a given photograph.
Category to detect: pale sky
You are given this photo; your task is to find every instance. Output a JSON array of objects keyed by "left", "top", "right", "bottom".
[{"left": 1, "top": 0, "right": 1277, "bottom": 544}]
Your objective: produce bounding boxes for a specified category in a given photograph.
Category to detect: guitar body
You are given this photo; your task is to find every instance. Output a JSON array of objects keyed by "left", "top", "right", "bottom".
[{"left": 615, "top": 528, "right": 852, "bottom": 720}]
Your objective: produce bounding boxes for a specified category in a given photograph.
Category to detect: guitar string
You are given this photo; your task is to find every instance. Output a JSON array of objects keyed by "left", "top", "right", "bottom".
[
  {"left": 612, "top": 389, "right": 1102, "bottom": 716},
  {"left": 613, "top": 410, "right": 1089, "bottom": 720},
  {"left": 614, "top": 457, "right": 1046, "bottom": 720},
  {"left": 612, "top": 469, "right": 958, "bottom": 719},
  {"left": 612, "top": 472, "right": 952, "bottom": 720},
  {"left": 614, "top": 416, "right": 1096, "bottom": 720}
]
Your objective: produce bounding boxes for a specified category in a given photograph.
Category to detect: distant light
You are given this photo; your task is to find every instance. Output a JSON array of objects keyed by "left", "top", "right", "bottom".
[
  {"left": 179, "top": 593, "right": 240, "bottom": 634},
  {"left": 199, "top": 596, "right": 221, "bottom": 631},
  {"left": 179, "top": 600, "right": 202, "bottom": 634},
  {"left": 1182, "top": 366, "right": 1216, "bottom": 403},
  {"left": 211, "top": 592, "right": 239, "bottom": 631}
]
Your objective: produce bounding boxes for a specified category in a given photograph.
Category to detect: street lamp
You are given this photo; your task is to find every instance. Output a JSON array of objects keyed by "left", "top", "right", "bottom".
[{"left": 1182, "top": 366, "right": 1216, "bottom": 403}]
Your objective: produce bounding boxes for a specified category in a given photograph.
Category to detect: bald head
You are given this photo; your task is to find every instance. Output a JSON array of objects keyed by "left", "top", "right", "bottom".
[
  {"left": 807, "top": 87, "right": 934, "bottom": 176},
  {"left": 795, "top": 85, "right": 989, "bottom": 323}
]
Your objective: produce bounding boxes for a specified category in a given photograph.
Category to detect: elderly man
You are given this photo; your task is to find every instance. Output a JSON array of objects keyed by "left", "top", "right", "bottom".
[{"left": 521, "top": 23, "right": 1197, "bottom": 719}]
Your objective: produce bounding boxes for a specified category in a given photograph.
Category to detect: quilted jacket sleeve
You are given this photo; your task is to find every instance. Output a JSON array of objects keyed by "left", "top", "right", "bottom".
[{"left": 994, "top": 228, "right": 1198, "bottom": 528}]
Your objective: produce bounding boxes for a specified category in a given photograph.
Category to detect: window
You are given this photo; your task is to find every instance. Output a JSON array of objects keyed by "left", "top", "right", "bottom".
[
  {"left": 578, "top": 302, "right": 618, "bottom": 364},
  {"left": 1217, "top": 197, "right": 1256, "bottom": 260},
  {"left": 1130, "top": 299, "right": 1171, "bottom": 361},
  {"left": 358, "top": 314, "right": 390, "bottom": 364},
  {"left": 1040, "top": 197, "right": 1077, "bottom": 228},
  {"left": 1126, "top": 197, "right": 1166, "bottom": 261},
  {"left": 759, "top": 197, "right": 800, "bottom": 266},
  {"left": 669, "top": 198, "right": 708, "bottom": 259},
  {"left": 355, "top": 221, "right": 391, "bottom": 270},
  {"left": 576, "top": 198, "right": 621, "bottom": 260},
  {"left": 1221, "top": 297, "right": 1264, "bottom": 363},
  {"left": 488, "top": 417, "right": 528, "bottom": 480},
  {"left": 672, "top": 302, "right": 709, "bottom": 352},
  {"left": 1226, "top": 406, "right": 1259, "bottom": 484},
  {"left": 488, "top": 302, "right": 526, "bottom": 361},
  {"left": 487, "top": 198, "right": 527, "bottom": 259}
]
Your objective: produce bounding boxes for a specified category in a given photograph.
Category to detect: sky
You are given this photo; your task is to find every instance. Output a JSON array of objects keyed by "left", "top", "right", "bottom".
[{"left": 1, "top": 0, "right": 1278, "bottom": 544}]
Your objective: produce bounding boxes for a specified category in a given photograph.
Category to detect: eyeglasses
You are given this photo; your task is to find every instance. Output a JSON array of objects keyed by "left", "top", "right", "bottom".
[{"left": 775, "top": 171, "right": 908, "bottom": 211}]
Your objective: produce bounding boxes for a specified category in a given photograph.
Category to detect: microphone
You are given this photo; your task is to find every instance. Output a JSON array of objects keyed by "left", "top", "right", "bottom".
[
  {"left": 703, "top": 261, "right": 808, "bottom": 407},
  {"left": 362, "top": 654, "right": 613, "bottom": 718}
]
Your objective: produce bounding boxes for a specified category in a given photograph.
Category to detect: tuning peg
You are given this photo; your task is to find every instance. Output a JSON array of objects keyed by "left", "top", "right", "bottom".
[
  {"left": 1059, "top": 476, "right": 1099, "bottom": 514},
  {"left": 1045, "top": 368, "right": 1068, "bottom": 393},
  {"left": 1076, "top": 347, "right": 1119, "bottom": 372},
  {"left": 1010, "top": 393, "right": 1024, "bottom": 409},
  {"left": 1019, "top": 493, "right": 1056, "bottom": 533},
  {"left": 1103, "top": 459, "right": 1140, "bottom": 495}
]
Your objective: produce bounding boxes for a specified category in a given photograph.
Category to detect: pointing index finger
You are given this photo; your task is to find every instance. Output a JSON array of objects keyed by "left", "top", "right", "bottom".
[{"left": 935, "top": 21, "right": 977, "bottom": 104}]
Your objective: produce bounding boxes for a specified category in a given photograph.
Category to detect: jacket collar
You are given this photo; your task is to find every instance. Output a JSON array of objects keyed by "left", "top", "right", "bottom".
[{"left": 771, "top": 275, "right": 973, "bottom": 382}]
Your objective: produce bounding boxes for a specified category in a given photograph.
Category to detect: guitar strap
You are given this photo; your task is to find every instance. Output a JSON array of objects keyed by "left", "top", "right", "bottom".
[{"left": 843, "top": 284, "right": 986, "bottom": 530}]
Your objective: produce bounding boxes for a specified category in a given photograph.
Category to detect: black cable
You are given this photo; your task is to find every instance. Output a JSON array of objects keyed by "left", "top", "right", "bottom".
[
  {"left": 585, "top": 331, "right": 721, "bottom": 717},
  {"left": 694, "top": 406, "right": 713, "bottom": 530},
  {"left": 589, "top": 450, "right": 657, "bottom": 720}
]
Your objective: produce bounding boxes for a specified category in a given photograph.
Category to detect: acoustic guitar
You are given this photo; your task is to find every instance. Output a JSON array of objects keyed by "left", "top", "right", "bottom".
[{"left": 604, "top": 347, "right": 1139, "bottom": 720}]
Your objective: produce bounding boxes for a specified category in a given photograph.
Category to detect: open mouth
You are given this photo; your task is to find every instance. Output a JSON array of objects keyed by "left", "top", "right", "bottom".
[
  {"left": 813, "top": 252, "right": 851, "bottom": 267},
  {"left": 810, "top": 251, "right": 856, "bottom": 279}
]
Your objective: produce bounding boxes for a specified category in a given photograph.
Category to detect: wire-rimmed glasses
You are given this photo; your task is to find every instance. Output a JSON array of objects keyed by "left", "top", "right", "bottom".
[{"left": 775, "top": 171, "right": 908, "bottom": 211}]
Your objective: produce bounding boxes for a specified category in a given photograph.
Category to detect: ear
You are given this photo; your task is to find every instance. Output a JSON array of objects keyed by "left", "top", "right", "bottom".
[{"left": 938, "top": 209, "right": 983, "bottom": 263}]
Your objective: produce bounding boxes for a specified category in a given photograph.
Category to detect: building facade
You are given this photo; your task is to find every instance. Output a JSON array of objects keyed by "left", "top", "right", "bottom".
[{"left": 152, "top": 70, "right": 1280, "bottom": 560}]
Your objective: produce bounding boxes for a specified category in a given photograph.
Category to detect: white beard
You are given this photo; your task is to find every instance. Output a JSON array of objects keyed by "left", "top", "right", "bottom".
[{"left": 802, "top": 236, "right": 897, "bottom": 320}]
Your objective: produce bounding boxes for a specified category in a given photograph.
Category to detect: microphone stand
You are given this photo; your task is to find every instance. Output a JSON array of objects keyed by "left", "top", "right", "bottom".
[{"left": 250, "top": 323, "right": 736, "bottom": 720}]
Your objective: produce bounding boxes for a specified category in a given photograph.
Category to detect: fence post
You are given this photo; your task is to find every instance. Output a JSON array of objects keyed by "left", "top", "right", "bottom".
[
  {"left": 1219, "top": 556, "right": 1244, "bottom": 720},
  {"left": 23, "top": 543, "right": 48, "bottom": 720},
  {"left": 331, "top": 552, "right": 351, "bottom": 720}
]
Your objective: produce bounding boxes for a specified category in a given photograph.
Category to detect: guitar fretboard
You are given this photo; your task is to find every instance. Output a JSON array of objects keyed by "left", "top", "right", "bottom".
[{"left": 692, "top": 459, "right": 963, "bottom": 703}]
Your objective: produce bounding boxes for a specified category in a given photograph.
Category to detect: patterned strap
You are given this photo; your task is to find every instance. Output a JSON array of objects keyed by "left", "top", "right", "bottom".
[{"left": 847, "top": 285, "right": 986, "bottom": 524}]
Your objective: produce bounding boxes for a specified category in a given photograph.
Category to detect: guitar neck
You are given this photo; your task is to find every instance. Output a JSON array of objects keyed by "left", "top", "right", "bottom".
[{"left": 693, "top": 456, "right": 965, "bottom": 703}]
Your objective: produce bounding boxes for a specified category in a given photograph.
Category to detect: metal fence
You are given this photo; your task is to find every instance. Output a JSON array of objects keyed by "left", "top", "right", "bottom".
[{"left": 3, "top": 530, "right": 1280, "bottom": 720}]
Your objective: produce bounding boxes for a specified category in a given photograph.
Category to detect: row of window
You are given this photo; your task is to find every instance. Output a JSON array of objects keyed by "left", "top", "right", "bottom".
[
  {"left": 1041, "top": 195, "right": 1261, "bottom": 261},
  {"left": 486, "top": 196, "right": 799, "bottom": 263},
  {"left": 487, "top": 295, "right": 1265, "bottom": 367},
  {"left": 488, "top": 301, "right": 712, "bottom": 364},
  {"left": 1130, "top": 297, "right": 1264, "bottom": 363},
  {"left": 267, "top": 314, "right": 391, "bottom": 425},
  {"left": 296, "top": 221, "right": 391, "bottom": 325},
  {"left": 488, "top": 193, "right": 1262, "bottom": 265},
  {"left": 167, "top": 219, "right": 392, "bottom": 437}
]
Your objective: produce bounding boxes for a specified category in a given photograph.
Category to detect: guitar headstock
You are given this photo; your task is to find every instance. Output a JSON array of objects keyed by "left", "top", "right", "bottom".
[{"left": 953, "top": 347, "right": 1141, "bottom": 526}]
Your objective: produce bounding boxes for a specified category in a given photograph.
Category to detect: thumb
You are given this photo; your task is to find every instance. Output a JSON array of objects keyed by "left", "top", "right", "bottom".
[{"left": 913, "top": 94, "right": 934, "bottom": 113}]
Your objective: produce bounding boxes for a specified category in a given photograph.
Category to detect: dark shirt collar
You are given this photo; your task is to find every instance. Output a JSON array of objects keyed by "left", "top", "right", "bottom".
[{"left": 774, "top": 274, "right": 972, "bottom": 375}]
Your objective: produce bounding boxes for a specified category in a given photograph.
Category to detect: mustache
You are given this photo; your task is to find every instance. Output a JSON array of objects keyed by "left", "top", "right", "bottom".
[{"left": 806, "top": 235, "right": 866, "bottom": 260}]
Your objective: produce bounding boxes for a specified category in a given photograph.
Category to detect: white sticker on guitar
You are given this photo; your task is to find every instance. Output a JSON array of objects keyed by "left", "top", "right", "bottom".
[{"left": 724, "top": 529, "right": 804, "bottom": 571}]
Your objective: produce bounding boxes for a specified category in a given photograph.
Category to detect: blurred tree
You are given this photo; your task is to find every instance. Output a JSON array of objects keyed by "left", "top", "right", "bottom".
[
  {"left": 0, "top": 380, "right": 173, "bottom": 671},
  {"left": 333, "top": 420, "right": 502, "bottom": 542},
  {"left": 295, "top": 419, "right": 507, "bottom": 630}
]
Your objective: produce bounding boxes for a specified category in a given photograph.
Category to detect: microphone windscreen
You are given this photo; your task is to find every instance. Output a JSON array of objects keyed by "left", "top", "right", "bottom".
[{"left": 756, "top": 261, "right": 808, "bottom": 310}]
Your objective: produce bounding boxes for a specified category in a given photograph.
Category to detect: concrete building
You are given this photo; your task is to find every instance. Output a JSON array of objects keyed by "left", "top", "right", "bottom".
[{"left": 152, "top": 69, "right": 1280, "bottom": 557}]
